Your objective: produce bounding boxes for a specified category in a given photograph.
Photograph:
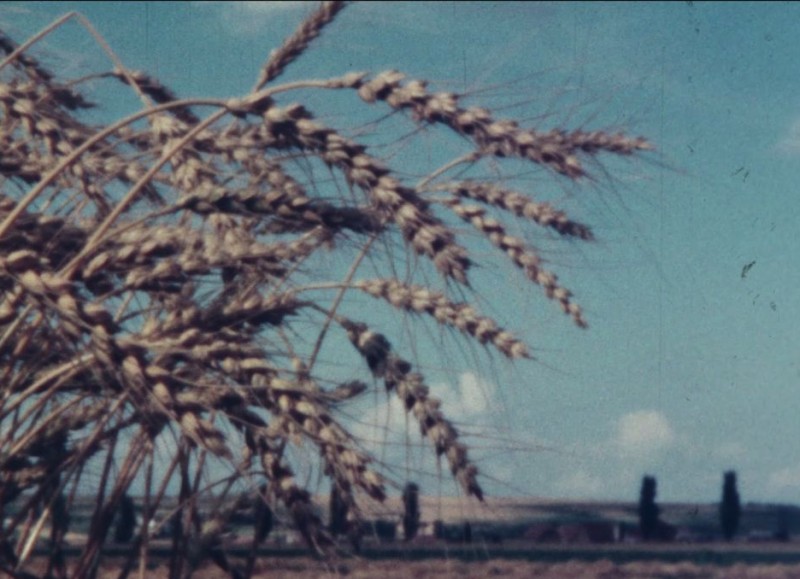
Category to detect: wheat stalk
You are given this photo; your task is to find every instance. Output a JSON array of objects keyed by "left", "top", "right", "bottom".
[{"left": 0, "top": 3, "right": 652, "bottom": 576}]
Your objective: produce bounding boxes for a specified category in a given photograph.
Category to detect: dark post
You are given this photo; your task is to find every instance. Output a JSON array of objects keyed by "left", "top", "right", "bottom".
[
  {"left": 638, "top": 475, "right": 660, "bottom": 541},
  {"left": 720, "top": 470, "right": 741, "bottom": 541},
  {"left": 113, "top": 494, "right": 136, "bottom": 544},
  {"left": 329, "top": 484, "right": 349, "bottom": 537},
  {"left": 402, "top": 482, "right": 420, "bottom": 541}
]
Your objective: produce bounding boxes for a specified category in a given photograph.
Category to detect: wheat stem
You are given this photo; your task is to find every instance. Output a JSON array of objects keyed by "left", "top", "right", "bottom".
[{"left": 307, "top": 233, "right": 378, "bottom": 372}]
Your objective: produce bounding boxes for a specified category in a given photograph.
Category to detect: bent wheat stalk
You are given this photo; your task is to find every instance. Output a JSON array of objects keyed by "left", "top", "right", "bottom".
[{"left": 0, "top": 2, "right": 652, "bottom": 576}]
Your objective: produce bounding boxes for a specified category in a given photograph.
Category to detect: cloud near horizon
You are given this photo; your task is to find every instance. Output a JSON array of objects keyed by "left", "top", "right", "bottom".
[
  {"left": 544, "top": 410, "right": 679, "bottom": 500},
  {"left": 768, "top": 465, "right": 800, "bottom": 493},
  {"left": 556, "top": 469, "right": 606, "bottom": 497},
  {"left": 614, "top": 409, "right": 675, "bottom": 458}
]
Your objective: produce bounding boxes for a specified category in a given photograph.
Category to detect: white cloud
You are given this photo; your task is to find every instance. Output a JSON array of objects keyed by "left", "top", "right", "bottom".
[
  {"left": 436, "top": 371, "right": 498, "bottom": 420},
  {"left": 193, "top": 1, "right": 312, "bottom": 13},
  {"left": 237, "top": 1, "right": 313, "bottom": 12},
  {"left": 614, "top": 410, "right": 675, "bottom": 457},
  {"left": 776, "top": 117, "right": 800, "bottom": 155},
  {"left": 192, "top": 1, "right": 316, "bottom": 36},
  {"left": 556, "top": 469, "right": 605, "bottom": 498},
  {"left": 349, "top": 395, "right": 406, "bottom": 451},
  {"left": 346, "top": 371, "right": 499, "bottom": 470},
  {"left": 0, "top": 4, "right": 33, "bottom": 17},
  {"left": 767, "top": 465, "right": 800, "bottom": 492},
  {"left": 511, "top": 411, "right": 684, "bottom": 500}
]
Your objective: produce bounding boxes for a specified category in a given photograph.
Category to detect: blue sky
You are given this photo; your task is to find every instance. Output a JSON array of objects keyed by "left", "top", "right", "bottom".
[{"left": 3, "top": 2, "right": 800, "bottom": 505}]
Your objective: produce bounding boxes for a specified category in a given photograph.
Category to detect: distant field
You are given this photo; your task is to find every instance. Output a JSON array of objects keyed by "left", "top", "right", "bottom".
[
  {"left": 46, "top": 496, "right": 800, "bottom": 537},
  {"left": 20, "top": 553, "right": 800, "bottom": 579},
  {"left": 13, "top": 497, "right": 800, "bottom": 577}
]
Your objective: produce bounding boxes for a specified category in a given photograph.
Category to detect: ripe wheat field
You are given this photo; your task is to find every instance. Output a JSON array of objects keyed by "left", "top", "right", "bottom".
[{"left": 20, "top": 554, "right": 800, "bottom": 579}]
